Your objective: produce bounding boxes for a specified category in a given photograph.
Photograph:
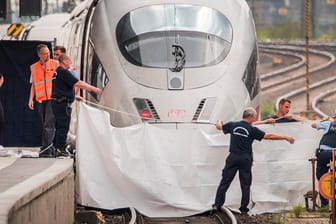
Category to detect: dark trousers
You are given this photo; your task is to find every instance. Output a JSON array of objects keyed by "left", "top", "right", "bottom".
[
  {"left": 214, "top": 152, "right": 252, "bottom": 213},
  {"left": 0, "top": 100, "right": 4, "bottom": 145},
  {"left": 52, "top": 100, "right": 72, "bottom": 150},
  {"left": 37, "top": 100, "right": 55, "bottom": 149},
  {"left": 316, "top": 149, "right": 332, "bottom": 207}
]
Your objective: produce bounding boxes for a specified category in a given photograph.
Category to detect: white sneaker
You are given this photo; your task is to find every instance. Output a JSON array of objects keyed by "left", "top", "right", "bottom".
[{"left": 0, "top": 145, "right": 8, "bottom": 157}]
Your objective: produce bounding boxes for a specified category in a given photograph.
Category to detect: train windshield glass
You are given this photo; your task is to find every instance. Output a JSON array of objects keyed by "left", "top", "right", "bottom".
[{"left": 116, "top": 5, "right": 233, "bottom": 68}]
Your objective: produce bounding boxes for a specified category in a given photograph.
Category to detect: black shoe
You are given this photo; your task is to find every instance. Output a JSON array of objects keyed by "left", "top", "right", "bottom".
[
  {"left": 210, "top": 204, "right": 220, "bottom": 215},
  {"left": 239, "top": 207, "right": 249, "bottom": 216},
  {"left": 55, "top": 148, "right": 70, "bottom": 158},
  {"left": 39, "top": 144, "right": 55, "bottom": 158},
  {"left": 240, "top": 211, "right": 249, "bottom": 216}
]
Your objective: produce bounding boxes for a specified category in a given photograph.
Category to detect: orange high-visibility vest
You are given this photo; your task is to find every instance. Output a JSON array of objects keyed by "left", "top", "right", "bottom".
[{"left": 30, "top": 59, "right": 58, "bottom": 102}]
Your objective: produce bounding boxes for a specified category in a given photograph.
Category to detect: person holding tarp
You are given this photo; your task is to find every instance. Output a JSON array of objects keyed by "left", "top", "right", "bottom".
[
  {"left": 311, "top": 114, "right": 336, "bottom": 208},
  {"left": 52, "top": 54, "right": 102, "bottom": 157},
  {"left": 212, "top": 107, "right": 295, "bottom": 215},
  {"left": 265, "top": 98, "right": 307, "bottom": 123}
]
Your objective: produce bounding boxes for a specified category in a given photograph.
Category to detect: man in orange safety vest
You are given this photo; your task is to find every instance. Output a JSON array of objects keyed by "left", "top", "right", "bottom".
[{"left": 28, "top": 44, "right": 58, "bottom": 157}]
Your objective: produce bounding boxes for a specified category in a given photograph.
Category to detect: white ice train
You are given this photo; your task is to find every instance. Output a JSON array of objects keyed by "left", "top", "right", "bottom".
[
  {"left": 23, "top": 0, "right": 259, "bottom": 128},
  {"left": 23, "top": 0, "right": 260, "bottom": 214}
]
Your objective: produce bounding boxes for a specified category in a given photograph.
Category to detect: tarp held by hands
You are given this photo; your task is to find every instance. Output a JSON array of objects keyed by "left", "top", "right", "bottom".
[{"left": 76, "top": 102, "right": 322, "bottom": 217}]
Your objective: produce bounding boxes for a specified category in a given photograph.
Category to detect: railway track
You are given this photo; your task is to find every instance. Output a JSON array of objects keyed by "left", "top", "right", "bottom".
[
  {"left": 137, "top": 210, "right": 234, "bottom": 224},
  {"left": 312, "top": 88, "right": 336, "bottom": 117},
  {"left": 258, "top": 41, "right": 336, "bottom": 117},
  {"left": 75, "top": 41, "right": 336, "bottom": 224},
  {"left": 85, "top": 207, "right": 238, "bottom": 224}
]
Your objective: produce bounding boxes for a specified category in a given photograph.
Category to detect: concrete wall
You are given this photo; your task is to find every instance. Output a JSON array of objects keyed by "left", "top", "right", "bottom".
[
  {"left": 0, "top": 159, "right": 74, "bottom": 224},
  {"left": 8, "top": 174, "right": 74, "bottom": 224}
]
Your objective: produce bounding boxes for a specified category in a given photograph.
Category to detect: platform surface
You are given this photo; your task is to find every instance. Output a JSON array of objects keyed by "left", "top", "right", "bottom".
[{"left": 0, "top": 149, "right": 74, "bottom": 223}]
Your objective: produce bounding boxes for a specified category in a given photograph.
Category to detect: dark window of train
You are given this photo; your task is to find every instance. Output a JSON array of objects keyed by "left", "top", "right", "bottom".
[
  {"left": 242, "top": 46, "right": 259, "bottom": 99},
  {"left": 116, "top": 5, "right": 233, "bottom": 68},
  {"left": 89, "top": 53, "right": 109, "bottom": 100},
  {"left": 118, "top": 31, "right": 231, "bottom": 68}
]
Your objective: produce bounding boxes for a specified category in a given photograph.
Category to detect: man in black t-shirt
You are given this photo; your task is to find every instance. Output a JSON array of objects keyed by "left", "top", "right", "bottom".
[
  {"left": 266, "top": 98, "right": 307, "bottom": 123},
  {"left": 212, "top": 107, "right": 294, "bottom": 215},
  {"left": 52, "top": 54, "right": 102, "bottom": 157}
]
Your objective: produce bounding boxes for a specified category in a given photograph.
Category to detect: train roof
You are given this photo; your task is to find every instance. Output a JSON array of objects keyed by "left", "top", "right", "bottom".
[{"left": 23, "top": 13, "right": 70, "bottom": 41}]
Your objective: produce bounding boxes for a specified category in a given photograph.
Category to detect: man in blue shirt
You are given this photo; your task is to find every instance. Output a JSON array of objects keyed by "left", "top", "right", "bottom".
[
  {"left": 212, "top": 107, "right": 295, "bottom": 215},
  {"left": 311, "top": 114, "right": 336, "bottom": 207}
]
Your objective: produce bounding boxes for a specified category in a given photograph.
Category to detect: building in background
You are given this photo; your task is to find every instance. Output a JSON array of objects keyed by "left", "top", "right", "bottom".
[
  {"left": 0, "top": 0, "right": 80, "bottom": 24},
  {"left": 247, "top": 0, "right": 336, "bottom": 39},
  {"left": 1, "top": 0, "right": 335, "bottom": 40}
]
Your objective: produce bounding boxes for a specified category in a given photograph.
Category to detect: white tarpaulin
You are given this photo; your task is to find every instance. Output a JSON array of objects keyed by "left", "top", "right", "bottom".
[{"left": 76, "top": 102, "right": 323, "bottom": 217}]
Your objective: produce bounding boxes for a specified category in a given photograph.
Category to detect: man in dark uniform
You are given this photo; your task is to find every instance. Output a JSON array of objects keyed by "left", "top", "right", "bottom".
[
  {"left": 52, "top": 54, "right": 102, "bottom": 157},
  {"left": 311, "top": 114, "right": 336, "bottom": 207},
  {"left": 212, "top": 107, "right": 295, "bottom": 215}
]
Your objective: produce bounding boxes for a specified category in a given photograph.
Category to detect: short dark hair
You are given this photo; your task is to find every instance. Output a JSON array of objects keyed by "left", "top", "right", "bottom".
[
  {"left": 37, "top": 44, "right": 48, "bottom": 53},
  {"left": 279, "top": 98, "right": 291, "bottom": 105},
  {"left": 53, "top": 45, "right": 66, "bottom": 53}
]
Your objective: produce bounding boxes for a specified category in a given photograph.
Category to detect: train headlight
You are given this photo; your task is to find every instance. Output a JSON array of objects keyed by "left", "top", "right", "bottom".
[
  {"left": 133, "top": 98, "right": 160, "bottom": 122},
  {"left": 140, "top": 111, "right": 152, "bottom": 119}
]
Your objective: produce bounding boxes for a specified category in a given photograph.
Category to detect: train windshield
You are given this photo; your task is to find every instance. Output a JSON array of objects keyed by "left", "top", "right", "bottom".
[{"left": 116, "top": 5, "right": 233, "bottom": 68}]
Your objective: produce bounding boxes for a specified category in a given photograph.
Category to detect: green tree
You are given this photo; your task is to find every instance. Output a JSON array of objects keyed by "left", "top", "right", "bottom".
[{"left": 260, "top": 101, "right": 276, "bottom": 120}]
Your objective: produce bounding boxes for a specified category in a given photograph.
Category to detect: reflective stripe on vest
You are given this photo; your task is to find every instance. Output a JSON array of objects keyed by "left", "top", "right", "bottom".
[{"left": 31, "top": 59, "right": 58, "bottom": 102}]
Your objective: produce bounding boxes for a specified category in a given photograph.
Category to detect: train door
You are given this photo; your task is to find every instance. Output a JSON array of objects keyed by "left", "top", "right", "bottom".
[{"left": 68, "top": 19, "right": 82, "bottom": 75}]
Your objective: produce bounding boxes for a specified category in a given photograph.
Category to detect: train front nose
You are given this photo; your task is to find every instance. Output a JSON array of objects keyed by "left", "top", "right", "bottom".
[
  {"left": 113, "top": 4, "right": 235, "bottom": 125},
  {"left": 90, "top": 1, "right": 257, "bottom": 126}
]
